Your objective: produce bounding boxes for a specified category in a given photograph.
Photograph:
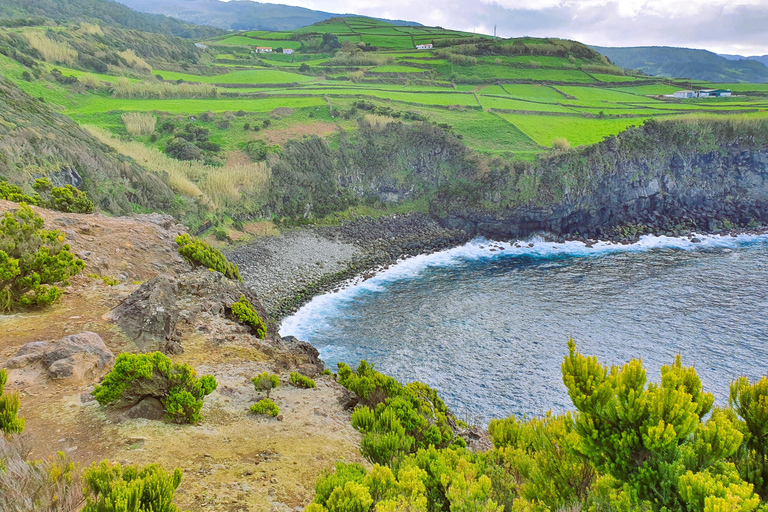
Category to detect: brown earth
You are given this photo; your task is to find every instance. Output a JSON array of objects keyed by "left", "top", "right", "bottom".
[
  {"left": 0, "top": 200, "right": 364, "bottom": 512},
  {"left": 259, "top": 122, "right": 338, "bottom": 146}
]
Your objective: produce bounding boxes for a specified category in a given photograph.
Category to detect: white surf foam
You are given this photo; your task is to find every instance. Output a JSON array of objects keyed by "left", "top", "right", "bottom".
[{"left": 279, "top": 232, "right": 768, "bottom": 342}]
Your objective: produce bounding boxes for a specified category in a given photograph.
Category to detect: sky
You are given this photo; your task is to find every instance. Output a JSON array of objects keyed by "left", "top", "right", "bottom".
[{"left": 232, "top": 0, "right": 768, "bottom": 55}]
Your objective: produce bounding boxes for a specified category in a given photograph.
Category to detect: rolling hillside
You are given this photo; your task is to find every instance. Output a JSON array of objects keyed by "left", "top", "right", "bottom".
[
  {"left": 113, "top": 0, "right": 421, "bottom": 31},
  {"left": 0, "top": 0, "right": 222, "bottom": 39},
  {"left": 592, "top": 45, "right": 768, "bottom": 83}
]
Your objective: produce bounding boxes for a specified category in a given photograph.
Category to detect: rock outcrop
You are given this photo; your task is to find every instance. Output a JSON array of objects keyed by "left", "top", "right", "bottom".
[{"left": 3, "top": 332, "right": 114, "bottom": 381}]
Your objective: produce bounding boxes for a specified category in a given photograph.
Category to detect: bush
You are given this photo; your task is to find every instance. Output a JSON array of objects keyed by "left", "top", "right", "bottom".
[
  {"left": 252, "top": 371, "right": 280, "bottom": 398},
  {"left": 0, "top": 437, "right": 83, "bottom": 511},
  {"left": 82, "top": 460, "right": 183, "bottom": 512},
  {"left": 0, "top": 369, "right": 24, "bottom": 434},
  {"left": 0, "top": 180, "right": 38, "bottom": 204},
  {"left": 166, "top": 137, "right": 203, "bottom": 161},
  {"left": 290, "top": 372, "right": 316, "bottom": 389},
  {"left": 0, "top": 204, "right": 85, "bottom": 311},
  {"left": 231, "top": 295, "right": 266, "bottom": 339},
  {"left": 562, "top": 339, "right": 751, "bottom": 510},
  {"left": 1, "top": 179, "right": 94, "bottom": 214},
  {"left": 92, "top": 352, "right": 218, "bottom": 424},
  {"left": 551, "top": 137, "right": 570, "bottom": 151},
  {"left": 250, "top": 398, "right": 279, "bottom": 417},
  {"left": 731, "top": 376, "right": 768, "bottom": 498},
  {"left": 175, "top": 233, "right": 241, "bottom": 281}
]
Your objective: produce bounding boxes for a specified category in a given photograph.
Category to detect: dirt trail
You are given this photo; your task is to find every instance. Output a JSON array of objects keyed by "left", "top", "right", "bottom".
[{"left": 0, "top": 201, "right": 364, "bottom": 511}]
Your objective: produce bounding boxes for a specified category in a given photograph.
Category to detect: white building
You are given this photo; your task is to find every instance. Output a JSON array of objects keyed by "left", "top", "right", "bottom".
[
  {"left": 672, "top": 89, "right": 732, "bottom": 99},
  {"left": 255, "top": 47, "right": 272, "bottom": 53},
  {"left": 415, "top": 43, "right": 433, "bottom": 50},
  {"left": 283, "top": 48, "right": 294, "bottom": 55},
  {"left": 673, "top": 90, "right": 694, "bottom": 98},
  {"left": 195, "top": 43, "right": 208, "bottom": 49}
]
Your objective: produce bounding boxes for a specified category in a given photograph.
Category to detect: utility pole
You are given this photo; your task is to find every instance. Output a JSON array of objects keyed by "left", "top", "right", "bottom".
[{"left": 494, "top": 25, "right": 497, "bottom": 40}]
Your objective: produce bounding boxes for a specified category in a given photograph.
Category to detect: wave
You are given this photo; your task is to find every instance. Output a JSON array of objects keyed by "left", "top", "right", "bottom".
[{"left": 279, "top": 232, "right": 768, "bottom": 341}]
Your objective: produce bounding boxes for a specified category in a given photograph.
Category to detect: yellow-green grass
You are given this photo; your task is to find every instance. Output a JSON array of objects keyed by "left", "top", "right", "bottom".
[
  {"left": 450, "top": 113, "right": 540, "bottom": 153},
  {"left": 553, "top": 86, "right": 647, "bottom": 104},
  {"left": 590, "top": 73, "right": 639, "bottom": 82},
  {"left": 497, "top": 113, "right": 652, "bottom": 147},
  {"left": 480, "top": 96, "right": 576, "bottom": 113},
  {"left": 361, "top": 35, "right": 416, "bottom": 50},
  {"left": 714, "top": 83, "right": 768, "bottom": 92},
  {"left": 240, "top": 30, "right": 295, "bottom": 40},
  {"left": 158, "top": 69, "right": 314, "bottom": 84},
  {"left": 609, "top": 84, "right": 682, "bottom": 96},
  {"left": 367, "top": 65, "right": 428, "bottom": 73},
  {"left": 216, "top": 36, "right": 302, "bottom": 49},
  {"left": 500, "top": 84, "right": 569, "bottom": 102},
  {"left": 63, "top": 96, "right": 326, "bottom": 115}
]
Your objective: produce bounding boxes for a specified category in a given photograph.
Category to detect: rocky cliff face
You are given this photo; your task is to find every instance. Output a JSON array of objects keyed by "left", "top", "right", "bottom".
[{"left": 438, "top": 145, "right": 768, "bottom": 239}]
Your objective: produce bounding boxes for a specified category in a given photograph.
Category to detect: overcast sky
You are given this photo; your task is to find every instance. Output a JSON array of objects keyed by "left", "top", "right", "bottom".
[{"left": 236, "top": 0, "right": 768, "bottom": 55}]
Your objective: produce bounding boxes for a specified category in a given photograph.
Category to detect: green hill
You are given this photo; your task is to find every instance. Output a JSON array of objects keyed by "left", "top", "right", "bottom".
[
  {"left": 0, "top": 0, "right": 223, "bottom": 39},
  {"left": 591, "top": 45, "right": 768, "bottom": 83},
  {"left": 112, "top": 0, "right": 421, "bottom": 31}
]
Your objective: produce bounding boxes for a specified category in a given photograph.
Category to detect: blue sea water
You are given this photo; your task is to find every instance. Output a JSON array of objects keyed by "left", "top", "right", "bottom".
[{"left": 280, "top": 234, "right": 768, "bottom": 423}]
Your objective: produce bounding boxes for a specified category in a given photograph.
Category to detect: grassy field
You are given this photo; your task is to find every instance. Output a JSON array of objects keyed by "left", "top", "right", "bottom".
[
  {"left": 158, "top": 69, "right": 315, "bottom": 84},
  {"left": 497, "top": 113, "right": 652, "bottom": 147}
]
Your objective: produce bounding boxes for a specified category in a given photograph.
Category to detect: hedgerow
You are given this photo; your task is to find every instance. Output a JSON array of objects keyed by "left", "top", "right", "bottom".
[
  {"left": 175, "top": 233, "right": 241, "bottom": 281},
  {"left": 0, "top": 369, "right": 24, "bottom": 435},
  {"left": 231, "top": 294, "right": 266, "bottom": 338},
  {"left": 252, "top": 371, "right": 279, "bottom": 398},
  {"left": 250, "top": 398, "right": 279, "bottom": 417},
  {"left": 92, "top": 352, "right": 218, "bottom": 424},
  {"left": 0, "top": 204, "right": 85, "bottom": 311},
  {"left": 82, "top": 460, "right": 183, "bottom": 512},
  {"left": 289, "top": 372, "right": 316, "bottom": 389}
]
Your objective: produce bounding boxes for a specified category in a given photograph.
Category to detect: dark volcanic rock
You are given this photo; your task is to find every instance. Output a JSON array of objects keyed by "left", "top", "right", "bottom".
[
  {"left": 4, "top": 332, "right": 114, "bottom": 381},
  {"left": 127, "top": 397, "right": 166, "bottom": 421}
]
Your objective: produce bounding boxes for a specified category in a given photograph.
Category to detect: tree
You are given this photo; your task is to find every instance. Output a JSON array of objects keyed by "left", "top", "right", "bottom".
[
  {"left": 322, "top": 33, "right": 341, "bottom": 52},
  {"left": 0, "top": 204, "right": 84, "bottom": 311}
]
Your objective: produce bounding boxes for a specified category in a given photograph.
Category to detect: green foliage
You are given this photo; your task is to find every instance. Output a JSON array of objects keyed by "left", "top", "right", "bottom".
[
  {"left": 1, "top": 179, "right": 94, "bottom": 213},
  {"left": 250, "top": 398, "right": 279, "bottom": 417},
  {"left": 562, "top": 339, "right": 752, "bottom": 511},
  {"left": 230, "top": 294, "right": 266, "bottom": 338},
  {"left": 338, "top": 361, "right": 462, "bottom": 467},
  {"left": 290, "top": 372, "right": 316, "bottom": 389},
  {"left": 175, "top": 233, "right": 241, "bottom": 281},
  {"left": 82, "top": 460, "right": 183, "bottom": 512},
  {"left": 731, "top": 376, "right": 768, "bottom": 498},
  {"left": 92, "top": 352, "right": 218, "bottom": 424},
  {"left": 0, "top": 369, "right": 24, "bottom": 435},
  {"left": 252, "top": 371, "right": 280, "bottom": 398},
  {"left": 0, "top": 204, "right": 84, "bottom": 311}
]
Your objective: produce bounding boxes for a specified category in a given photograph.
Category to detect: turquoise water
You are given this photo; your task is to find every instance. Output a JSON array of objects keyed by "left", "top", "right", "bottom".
[{"left": 280, "top": 234, "right": 768, "bottom": 423}]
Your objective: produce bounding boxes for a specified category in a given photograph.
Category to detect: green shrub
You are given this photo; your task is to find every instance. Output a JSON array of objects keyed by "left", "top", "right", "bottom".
[
  {"left": 175, "top": 233, "right": 241, "bottom": 281},
  {"left": 250, "top": 398, "right": 279, "bottom": 417},
  {"left": 562, "top": 339, "right": 751, "bottom": 511},
  {"left": 337, "top": 361, "right": 462, "bottom": 467},
  {"left": 92, "top": 352, "right": 218, "bottom": 424},
  {"left": 231, "top": 295, "right": 266, "bottom": 338},
  {"left": 32, "top": 178, "right": 94, "bottom": 213},
  {"left": 290, "top": 372, "right": 316, "bottom": 389},
  {"left": 322, "top": 369, "right": 333, "bottom": 377},
  {"left": 0, "top": 369, "right": 24, "bottom": 435},
  {"left": 82, "top": 460, "right": 183, "bottom": 512},
  {"left": 0, "top": 204, "right": 84, "bottom": 311},
  {"left": 252, "top": 371, "right": 279, "bottom": 398},
  {"left": 731, "top": 376, "right": 768, "bottom": 498},
  {"left": 0, "top": 181, "right": 38, "bottom": 204}
]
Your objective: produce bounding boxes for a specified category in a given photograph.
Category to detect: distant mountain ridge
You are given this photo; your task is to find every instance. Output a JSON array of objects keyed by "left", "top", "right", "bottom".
[
  {"left": 591, "top": 45, "right": 768, "bottom": 83},
  {"left": 718, "top": 54, "right": 768, "bottom": 67},
  {"left": 0, "top": 0, "right": 223, "bottom": 39},
  {"left": 111, "top": 0, "right": 421, "bottom": 31}
]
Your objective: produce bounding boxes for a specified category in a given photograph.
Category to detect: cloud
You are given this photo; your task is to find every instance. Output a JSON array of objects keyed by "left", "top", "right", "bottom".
[{"left": 239, "top": 0, "right": 768, "bottom": 55}]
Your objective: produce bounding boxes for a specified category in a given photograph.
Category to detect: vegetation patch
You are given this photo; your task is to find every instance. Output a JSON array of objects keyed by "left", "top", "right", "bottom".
[
  {"left": 82, "top": 460, "right": 184, "bottom": 512},
  {"left": 0, "top": 204, "right": 84, "bottom": 312},
  {"left": 175, "top": 233, "right": 241, "bottom": 281},
  {"left": 250, "top": 398, "right": 279, "bottom": 417},
  {"left": 289, "top": 372, "right": 316, "bottom": 389},
  {"left": 230, "top": 294, "right": 267, "bottom": 338},
  {"left": 92, "top": 352, "right": 218, "bottom": 424},
  {"left": 0, "top": 368, "right": 24, "bottom": 434},
  {"left": 252, "top": 371, "right": 280, "bottom": 398}
]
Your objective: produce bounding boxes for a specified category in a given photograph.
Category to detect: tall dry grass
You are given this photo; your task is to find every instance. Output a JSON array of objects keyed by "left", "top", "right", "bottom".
[
  {"left": 86, "top": 126, "right": 270, "bottom": 210},
  {"left": 121, "top": 112, "right": 156, "bottom": 135},
  {"left": 117, "top": 49, "right": 151, "bottom": 73},
  {"left": 78, "top": 22, "right": 104, "bottom": 35},
  {"left": 112, "top": 78, "right": 219, "bottom": 99},
  {"left": 23, "top": 31, "right": 77, "bottom": 64},
  {"left": 360, "top": 114, "right": 394, "bottom": 131}
]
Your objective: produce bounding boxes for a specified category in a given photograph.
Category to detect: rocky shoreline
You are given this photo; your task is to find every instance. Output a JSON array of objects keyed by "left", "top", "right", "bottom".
[
  {"left": 226, "top": 213, "right": 472, "bottom": 319},
  {"left": 227, "top": 211, "right": 768, "bottom": 323}
]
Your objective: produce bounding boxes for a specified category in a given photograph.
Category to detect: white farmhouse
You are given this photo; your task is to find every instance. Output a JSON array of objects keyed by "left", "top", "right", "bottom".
[
  {"left": 283, "top": 48, "right": 294, "bottom": 55},
  {"left": 255, "top": 47, "right": 272, "bottom": 53},
  {"left": 415, "top": 43, "right": 433, "bottom": 50},
  {"left": 673, "top": 90, "right": 695, "bottom": 98}
]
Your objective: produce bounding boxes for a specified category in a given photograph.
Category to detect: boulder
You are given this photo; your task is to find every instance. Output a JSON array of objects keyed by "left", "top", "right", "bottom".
[
  {"left": 3, "top": 332, "right": 114, "bottom": 382},
  {"left": 127, "top": 397, "right": 166, "bottom": 421}
]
